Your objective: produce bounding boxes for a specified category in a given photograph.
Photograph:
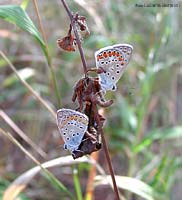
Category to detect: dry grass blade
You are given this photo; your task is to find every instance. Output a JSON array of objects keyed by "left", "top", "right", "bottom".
[
  {"left": 94, "top": 176, "right": 160, "bottom": 200},
  {"left": 85, "top": 152, "right": 99, "bottom": 200},
  {"left": 3, "top": 155, "right": 94, "bottom": 200},
  {"left": 0, "top": 109, "right": 47, "bottom": 158},
  {"left": 0, "top": 128, "right": 97, "bottom": 200},
  {"left": 0, "top": 51, "right": 56, "bottom": 119}
]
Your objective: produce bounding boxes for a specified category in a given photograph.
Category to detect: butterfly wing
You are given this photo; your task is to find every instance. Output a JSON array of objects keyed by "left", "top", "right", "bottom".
[
  {"left": 57, "top": 108, "right": 88, "bottom": 152},
  {"left": 95, "top": 44, "right": 133, "bottom": 91}
]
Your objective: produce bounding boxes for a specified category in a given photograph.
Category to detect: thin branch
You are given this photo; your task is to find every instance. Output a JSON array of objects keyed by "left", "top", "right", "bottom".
[
  {"left": 60, "top": 0, "right": 88, "bottom": 76},
  {"left": 32, "top": 0, "right": 61, "bottom": 107},
  {"left": 0, "top": 51, "right": 56, "bottom": 120}
]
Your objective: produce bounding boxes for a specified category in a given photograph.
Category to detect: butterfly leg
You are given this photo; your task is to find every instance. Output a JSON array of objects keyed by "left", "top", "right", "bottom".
[
  {"left": 86, "top": 67, "right": 106, "bottom": 74},
  {"left": 90, "top": 93, "right": 113, "bottom": 107}
]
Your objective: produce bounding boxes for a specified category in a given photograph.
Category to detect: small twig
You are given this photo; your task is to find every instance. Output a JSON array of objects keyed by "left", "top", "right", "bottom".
[{"left": 60, "top": 0, "right": 88, "bottom": 76}]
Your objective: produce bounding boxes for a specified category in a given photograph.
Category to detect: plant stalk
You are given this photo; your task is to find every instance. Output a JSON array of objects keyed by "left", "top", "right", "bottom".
[
  {"left": 32, "top": 0, "right": 61, "bottom": 107},
  {"left": 60, "top": 1, "right": 120, "bottom": 199}
]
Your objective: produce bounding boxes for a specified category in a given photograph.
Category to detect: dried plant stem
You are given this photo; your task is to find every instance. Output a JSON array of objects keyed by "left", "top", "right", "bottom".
[
  {"left": 92, "top": 104, "right": 121, "bottom": 200},
  {"left": 60, "top": 0, "right": 88, "bottom": 76},
  {"left": 60, "top": 1, "right": 120, "bottom": 199},
  {"left": 0, "top": 51, "right": 56, "bottom": 120},
  {"left": 100, "top": 130, "right": 121, "bottom": 200},
  {"left": 32, "top": 0, "right": 61, "bottom": 107},
  {"left": 0, "top": 110, "right": 47, "bottom": 158}
]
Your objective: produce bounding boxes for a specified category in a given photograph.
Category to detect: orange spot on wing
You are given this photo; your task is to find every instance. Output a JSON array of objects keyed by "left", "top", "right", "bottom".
[
  {"left": 108, "top": 52, "right": 112, "bottom": 57},
  {"left": 74, "top": 116, "right": 78, "bottom": 120},
  {"left": 116, "top": 52, "right": 120, "bottom": 57},
  {"left": 118, "top": 57, "right": 124, "bottom": 61},
  {"left": 112, "top": 51, "right": 116, "bottom": 56},
  {"left": 103, "top": 52, "right": 108, "bottom": 58}
]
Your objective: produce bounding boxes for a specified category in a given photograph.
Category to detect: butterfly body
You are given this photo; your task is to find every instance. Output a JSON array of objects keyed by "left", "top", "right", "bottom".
[
  {"left": 57, "top": 108, "right": 88, "bottom": 153},
  {"left": 95, "top": 44, "right": 133, "bottom": 91}
]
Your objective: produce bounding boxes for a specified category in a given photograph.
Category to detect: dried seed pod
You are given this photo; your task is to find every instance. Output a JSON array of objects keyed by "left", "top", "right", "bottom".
[
  {"left": 57, "top": 34, "right": 76, "bottom": 52},
  {"left": 75, "top": 15, "right": 90, "bottom": 41}
]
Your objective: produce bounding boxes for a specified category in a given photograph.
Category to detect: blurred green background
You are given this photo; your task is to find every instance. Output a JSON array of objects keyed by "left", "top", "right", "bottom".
[{"left": 0, "top": 0, "right": 182, "bottom": 199}]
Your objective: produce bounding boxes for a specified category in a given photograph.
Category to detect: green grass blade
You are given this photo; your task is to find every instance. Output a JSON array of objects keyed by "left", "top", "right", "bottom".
[
  {"left": 0, "top": 5, "right": 45, "bottom": 50},
  {"left": 21, "top": 0, "right": 30, "bottom": 10},
  {"left": 42, "top": 171, "right": 74, "bottom": 199},
  {"left": 73, "top": 167, "right": 83, "bottom": 200},
  {"left": 133, "top": 126, "right": 182, "bottom": 153}
]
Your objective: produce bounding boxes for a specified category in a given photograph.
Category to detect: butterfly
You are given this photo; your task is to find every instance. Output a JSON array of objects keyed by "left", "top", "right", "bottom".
[
  {"left": 95, "top": 44, "right": 133, "bottom": 92},
  {"left": 57, "top": 108, "right": 88, "bottom": 154}
]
